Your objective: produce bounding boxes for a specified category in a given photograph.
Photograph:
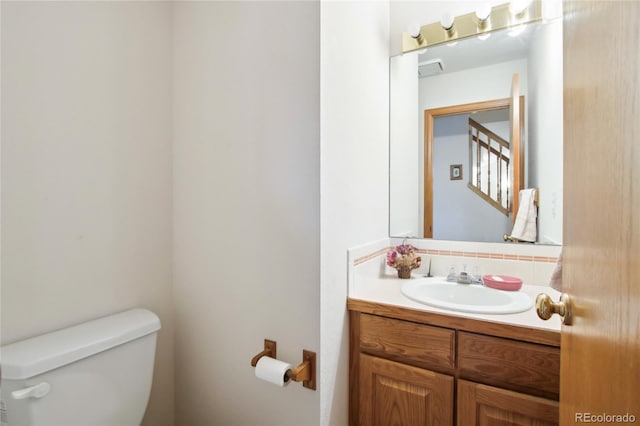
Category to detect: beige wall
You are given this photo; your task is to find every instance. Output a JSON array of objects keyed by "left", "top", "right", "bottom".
[
  {"left": 1, "top": 2, "right": 391, "bottom": 425},
  {"left": 0, "top": 3, "right": 175, "bottom": 425},
  {"left": 172, "top": 2, "right": 320, "bottom": 425}
]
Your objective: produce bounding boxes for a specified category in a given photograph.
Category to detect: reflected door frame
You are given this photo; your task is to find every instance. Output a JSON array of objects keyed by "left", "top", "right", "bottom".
[
  {"left": 423, "top": 96, "right": 524, "bottom": 238},
  {"left": 423, "top": 97, "right": 524, "bottom": 238}
]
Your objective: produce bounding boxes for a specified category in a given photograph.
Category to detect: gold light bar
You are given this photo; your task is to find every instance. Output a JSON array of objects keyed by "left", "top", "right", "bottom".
[{"left": 402, "top": 1, "right": 543, "bottom": 53}]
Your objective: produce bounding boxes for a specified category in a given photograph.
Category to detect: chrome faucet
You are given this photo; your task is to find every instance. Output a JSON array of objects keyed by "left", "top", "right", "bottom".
[
  {"left": 457, "top": 271, "right": 472, "bottom": 284},
  {"left": 447, "top": 265, "right": 483, "bottom": 285}
]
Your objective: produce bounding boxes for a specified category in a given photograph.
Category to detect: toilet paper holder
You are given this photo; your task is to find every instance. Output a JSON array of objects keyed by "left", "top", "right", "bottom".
[{"left": 251, "top": 339, "right": 316, "bottom": 391}]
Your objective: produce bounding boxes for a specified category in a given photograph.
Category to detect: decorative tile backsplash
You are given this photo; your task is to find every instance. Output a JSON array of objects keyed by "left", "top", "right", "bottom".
[
  {"left": 348, "top": 238, "right": 561, "bottom": 293},
  {"left": 412, "top": 248, "right": 557, "bottom": 263},
  {"left": 353, "top": 247, "right": 389, "bottom": 266}
]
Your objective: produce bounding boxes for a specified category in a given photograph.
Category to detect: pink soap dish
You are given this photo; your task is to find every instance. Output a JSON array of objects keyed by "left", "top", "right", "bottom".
[{"left": 482, "top": 275, "right": 523, "bottom": 291}]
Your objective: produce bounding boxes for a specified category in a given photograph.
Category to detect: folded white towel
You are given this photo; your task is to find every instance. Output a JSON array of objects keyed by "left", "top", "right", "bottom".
[{"left": 510, "top": 188, "right": 537, "bottom": 242}]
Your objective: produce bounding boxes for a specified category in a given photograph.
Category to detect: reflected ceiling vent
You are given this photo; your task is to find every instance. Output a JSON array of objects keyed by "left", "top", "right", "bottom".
[{"left": 418, "top": 58, "right": 444, "bottom": 78}]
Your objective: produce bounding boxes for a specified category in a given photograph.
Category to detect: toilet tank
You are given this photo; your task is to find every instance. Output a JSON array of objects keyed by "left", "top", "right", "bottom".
[{"left": 0, "top": 309, "right": 161, "bottom": 426}]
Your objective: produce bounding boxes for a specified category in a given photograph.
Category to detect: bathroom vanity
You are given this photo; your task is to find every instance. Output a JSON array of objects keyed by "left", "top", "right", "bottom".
[{"left": 348, "top": 295, "right": 560, "bottom": 425}]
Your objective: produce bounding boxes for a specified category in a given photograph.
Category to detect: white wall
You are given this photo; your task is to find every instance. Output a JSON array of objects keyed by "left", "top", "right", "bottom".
[
  {"left": 527, "top": 18, "right": 563, "bottom": 244},
  {"left": 390, "top": 54, "right": 420, "bottom": 237},
  {"left": 320, "top": 2, "right": 390, "bottom": 425},
  {"left": 0, "top": 3, "right": 175, "bottom": 425},
  {"left": 172, "top": 2, "right": 320, "bottom": 425},
  {"left": 419, "top": 59, "right": 529, "bottom": 110}
]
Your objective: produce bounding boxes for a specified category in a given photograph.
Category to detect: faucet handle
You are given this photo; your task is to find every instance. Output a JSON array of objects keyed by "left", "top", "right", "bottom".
[
  {"left": 471, "top": 266, "right": 483, "bottom": 284},
  {"left": 457, "top": 271, "right": 472, "bottom": 284},
  {"left": 446, "top": 265, "right": 457, "bottom": 281}
]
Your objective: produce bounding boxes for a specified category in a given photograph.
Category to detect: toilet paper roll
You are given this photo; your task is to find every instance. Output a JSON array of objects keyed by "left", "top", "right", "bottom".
[{"left": 255, "top": 356, "right": 292, "bottom": 387}]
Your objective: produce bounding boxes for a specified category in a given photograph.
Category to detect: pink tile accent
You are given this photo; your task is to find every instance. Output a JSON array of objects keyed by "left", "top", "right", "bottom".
[
  {"left": 353, "top": 247, "right": 558, "bottom": 266},
  {"left": 534, "top": 256, "right": 558, "bottom": 263},
  {"left": 353, "top": 247, "right": 388, "bottom": 266},
  {"left": 517, "top": 255, "right": 534, "bottom": 261}
]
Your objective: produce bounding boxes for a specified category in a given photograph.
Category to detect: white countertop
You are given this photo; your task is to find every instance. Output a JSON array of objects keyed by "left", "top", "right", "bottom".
[{"left": 349, "top": 274, "right": 562, "bottom": 333}]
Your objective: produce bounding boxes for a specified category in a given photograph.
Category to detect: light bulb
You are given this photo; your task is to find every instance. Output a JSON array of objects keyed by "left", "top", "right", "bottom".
[
  {"left": 408, "top": 24, "right": 421, "bottom": 39},
  {"left": 509, "top": 0, "right": 532, "bottom": 16},
  {"left": 440, "top": 12, "right": 454, "bottom": 30},
  {"left": 407, "top": 24, "right": 425, "bottom": 44},
  {"left": 475, "top": 3, "right": 491, "bottom": 22}
]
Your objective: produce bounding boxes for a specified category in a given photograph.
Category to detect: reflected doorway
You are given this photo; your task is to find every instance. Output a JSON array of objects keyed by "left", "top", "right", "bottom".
[{"left": 423, "top": 96, "right": 524, "bottom": 240}]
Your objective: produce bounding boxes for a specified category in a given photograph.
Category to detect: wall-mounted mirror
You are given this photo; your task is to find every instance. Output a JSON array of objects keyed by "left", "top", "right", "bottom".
[{"left": 390, "top": 18, "right": 563, "bottom": 245}]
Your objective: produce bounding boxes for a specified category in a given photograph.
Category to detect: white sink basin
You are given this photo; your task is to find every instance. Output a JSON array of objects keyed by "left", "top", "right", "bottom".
[{"left": 401, "top": 279, "right": 532, "bottom": 314}]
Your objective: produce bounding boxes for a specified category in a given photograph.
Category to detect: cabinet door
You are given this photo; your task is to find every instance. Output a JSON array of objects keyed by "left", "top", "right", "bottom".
[
  {"left": 359, "top": 353, "right": 453, "bottom": 426},
  {"left": 457, "top": 380, "right": 558, "bottom": 426}
]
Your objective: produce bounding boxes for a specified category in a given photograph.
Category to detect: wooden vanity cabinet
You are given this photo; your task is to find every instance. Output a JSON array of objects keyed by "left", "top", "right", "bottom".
[
  {"left": 359, "top": 354, "right": 454, "bottom": 425},
  {"left": 349, "top": 300, "right": 560, "bottom": 426},
  {"left": 457, "top": 380, "right": 559, "bottom": 426}
]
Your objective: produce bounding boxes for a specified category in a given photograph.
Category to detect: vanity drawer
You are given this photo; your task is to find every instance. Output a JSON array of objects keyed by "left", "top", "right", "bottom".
[
  {"left": 359, "top": 313, "right": 455, "bottom": 371},
  {"left": 458, "top": 332, "right": 560, "bottom": 399}
]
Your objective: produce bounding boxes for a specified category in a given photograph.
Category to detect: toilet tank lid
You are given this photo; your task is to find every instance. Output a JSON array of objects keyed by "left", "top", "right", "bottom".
[{"left": 1, "top": 308, "right": 161, "bottom": 380}]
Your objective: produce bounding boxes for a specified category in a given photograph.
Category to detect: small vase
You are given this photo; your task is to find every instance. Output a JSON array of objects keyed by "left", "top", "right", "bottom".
[{"left": 397, "top": 266, "right": 412, "bottom": 279}]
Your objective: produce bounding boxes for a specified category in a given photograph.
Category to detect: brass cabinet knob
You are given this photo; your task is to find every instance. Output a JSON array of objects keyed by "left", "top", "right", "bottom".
[{"left": 536, "top": 293, "right": 573, "bottom": 325}]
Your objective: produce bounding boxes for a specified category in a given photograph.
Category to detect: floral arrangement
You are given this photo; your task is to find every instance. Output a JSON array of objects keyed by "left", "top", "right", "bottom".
[{"left": 386, "top": 242, "right": 421, "bottom": 278}]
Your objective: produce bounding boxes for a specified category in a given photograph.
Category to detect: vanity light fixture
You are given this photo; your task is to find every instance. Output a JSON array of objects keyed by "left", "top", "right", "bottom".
[{"left": 402, "top": 0, "right": 542, "bottom": 53}]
